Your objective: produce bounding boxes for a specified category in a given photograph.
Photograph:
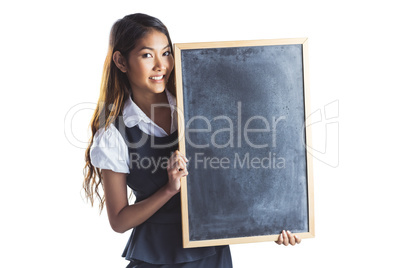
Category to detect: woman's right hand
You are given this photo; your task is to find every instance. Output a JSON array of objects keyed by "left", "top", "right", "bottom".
[{"left": 166, "top": 150, "right": 188, "bottom": 194}]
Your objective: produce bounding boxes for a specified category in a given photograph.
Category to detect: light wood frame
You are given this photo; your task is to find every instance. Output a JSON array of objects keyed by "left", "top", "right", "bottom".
[{"left": 174, "top": 38, "right": 314, "bottom": 248}]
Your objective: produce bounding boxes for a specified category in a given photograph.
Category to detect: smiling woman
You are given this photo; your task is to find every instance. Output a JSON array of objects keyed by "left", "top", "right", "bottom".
[{"left": 82, "top": 13, "right": 236, "bottom": 268}]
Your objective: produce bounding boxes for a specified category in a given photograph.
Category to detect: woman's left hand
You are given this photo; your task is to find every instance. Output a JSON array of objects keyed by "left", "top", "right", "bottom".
[{"left": 275, "top": 230, "right": 301, "bottom": 246}]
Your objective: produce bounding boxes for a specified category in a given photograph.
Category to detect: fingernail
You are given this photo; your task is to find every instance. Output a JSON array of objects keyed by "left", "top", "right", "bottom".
[{"left": 287, "top": 230, "right": 291, "bottom": 234}]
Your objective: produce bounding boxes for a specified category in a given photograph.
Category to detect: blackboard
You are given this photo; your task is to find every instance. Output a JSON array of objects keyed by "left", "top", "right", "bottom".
[{"left": 174, "top": 38, "right": 314, "bottom": 248}]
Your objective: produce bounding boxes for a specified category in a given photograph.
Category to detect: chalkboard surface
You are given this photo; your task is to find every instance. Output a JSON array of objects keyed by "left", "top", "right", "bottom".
[{"left": 174, "top": 39, "right": 314, "bottom": 248}]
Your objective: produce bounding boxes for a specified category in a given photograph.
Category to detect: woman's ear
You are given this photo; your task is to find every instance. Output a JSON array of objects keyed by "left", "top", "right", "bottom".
[{"left": 112, "top": 51, "right": 127, "bottom": 73}]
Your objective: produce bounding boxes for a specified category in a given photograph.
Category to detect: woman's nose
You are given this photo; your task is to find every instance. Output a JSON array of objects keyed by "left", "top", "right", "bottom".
[{"left": 153, "top": 56, "right": 166, "bottom": 71}]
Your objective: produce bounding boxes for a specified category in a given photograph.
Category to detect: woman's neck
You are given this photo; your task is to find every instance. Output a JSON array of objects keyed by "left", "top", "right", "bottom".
[
  {"left": 131, "top": 90, "right": 168, "bottom": 118},
  {"left": 131, "top": 89, "right": 172, "bottom": 134}
]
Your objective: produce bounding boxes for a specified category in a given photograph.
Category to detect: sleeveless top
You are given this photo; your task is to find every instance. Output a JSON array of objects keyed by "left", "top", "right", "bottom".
[{"left": 114, "top": 117, "right": 221, "bottom": 265}]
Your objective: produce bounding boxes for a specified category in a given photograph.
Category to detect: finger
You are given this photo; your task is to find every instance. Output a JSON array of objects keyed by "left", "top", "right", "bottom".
[
  {"left": 173, "top": 158, "right": 187, "bottom": 171},
  {"left": 287, "top": 231, "right": 296, "bottom": 246},
  {"left": 172, "top": 152, "right": 182, "bottom": 163},
  {"left": 169, "top": 152, "right": 188, "bottom": 169},
  {"left": 168, "top": 151, "right": 180, "bottom": 163},
  {"left": 180, "top": 168, "right": 188, "bottom": 177},
  {"left": 172, "top": 150, "right": 188, "bottom": 163},
  {"left": 168, "top": 154, "right": 183, "bottom": 170},
  {"left": 275, "top": 233, "right": 283, "bottom": 245},
  {"left": 176, "top": 150, "right": 189, "bottom": 162},
  {"left": 295, "top": 235, "right": 301, "bottom": 244},
  {"left": 170, "top": 166, "right": 188, "bottom": 179},
  {"left": 282, "top": 230, "right": 289, "bottom": 246},
  {"left": 173, "top": 166, "right": 188, "bottom": 180}
]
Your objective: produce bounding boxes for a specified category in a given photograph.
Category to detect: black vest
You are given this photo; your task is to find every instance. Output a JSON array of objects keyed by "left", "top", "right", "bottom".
[
  {"left": 114, "top": 116, "right": 180, "bottom": 223},
  {"left": 116, "top": 116, "right": 224, "bottom": 264}
]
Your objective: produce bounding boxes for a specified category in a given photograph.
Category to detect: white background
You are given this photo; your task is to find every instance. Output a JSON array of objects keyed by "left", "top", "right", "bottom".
[{"left": 1, "top": 0, "right": 401, "bottom": 267}]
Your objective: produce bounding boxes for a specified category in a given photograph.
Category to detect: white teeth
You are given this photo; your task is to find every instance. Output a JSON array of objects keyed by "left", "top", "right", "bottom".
[{"left": 150, "top": 75, "right": 164, "bottom": 80}]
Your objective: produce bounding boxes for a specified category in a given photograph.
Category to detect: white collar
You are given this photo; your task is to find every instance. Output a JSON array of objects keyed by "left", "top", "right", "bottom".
[{"left": 122, "top": 89, "right": 177, "bottom": 128}]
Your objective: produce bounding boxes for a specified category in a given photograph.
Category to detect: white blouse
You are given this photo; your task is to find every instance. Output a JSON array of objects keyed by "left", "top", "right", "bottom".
[{"left": 90, "top": 90, "right": 178, "bottom": 174}]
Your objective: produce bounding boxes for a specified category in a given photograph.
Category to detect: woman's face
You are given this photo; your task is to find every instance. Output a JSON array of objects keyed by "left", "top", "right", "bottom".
[{"left": 125, "top": 29, "right": 174, "bottom": 96}]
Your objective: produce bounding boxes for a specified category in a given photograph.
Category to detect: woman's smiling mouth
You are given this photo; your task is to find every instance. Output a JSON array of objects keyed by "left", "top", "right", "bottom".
[{"left": 149, "top": 75, "right": 164, "bottom": 80}]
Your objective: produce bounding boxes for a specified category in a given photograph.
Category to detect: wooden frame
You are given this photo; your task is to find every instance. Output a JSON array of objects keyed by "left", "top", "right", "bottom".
[{"left": 174, "top": 38, "right": 314, "bottom": 248}]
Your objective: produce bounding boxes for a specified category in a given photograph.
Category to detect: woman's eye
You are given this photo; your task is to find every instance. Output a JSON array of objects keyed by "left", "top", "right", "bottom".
[
  {"left": 142, "top": 53, "right": 152, "bottom": 58},
  {"left": 163, "top": 51, "right": 171, "bottom": 56}
]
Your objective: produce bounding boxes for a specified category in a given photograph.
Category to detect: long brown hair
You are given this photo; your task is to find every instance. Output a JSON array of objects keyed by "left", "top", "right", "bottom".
[{"left": 83, "top": 13, "right": 174, "bottom": 212}]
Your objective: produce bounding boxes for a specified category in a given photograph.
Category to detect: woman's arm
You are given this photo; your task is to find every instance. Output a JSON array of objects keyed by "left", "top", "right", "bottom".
[{"left": 102, "top": 150, "right": 188, "bottom": 233}]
